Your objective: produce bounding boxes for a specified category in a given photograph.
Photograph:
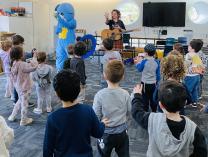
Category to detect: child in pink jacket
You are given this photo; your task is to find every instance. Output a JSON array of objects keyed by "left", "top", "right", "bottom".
[{"left": 8, "top": 46, "right": 37, "bottom": 126}]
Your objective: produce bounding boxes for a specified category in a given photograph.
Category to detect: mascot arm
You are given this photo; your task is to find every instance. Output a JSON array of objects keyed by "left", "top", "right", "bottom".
[
  {"left": 58, "top": 14, "right": 76, "bottom": 29},
  {"left": 56, "top": 23, "right": 62, "bottom": 35}
]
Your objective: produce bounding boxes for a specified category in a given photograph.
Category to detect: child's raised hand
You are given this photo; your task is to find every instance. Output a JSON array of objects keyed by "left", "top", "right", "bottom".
[
  {"left": 134, "top": 56, "right": 143, "bottom": 64},
  {"left": 101, "top": 118, "right": 110, "bottom": 127},
  {"left": 133, "top": 84, "right": 143, "bottom": 94}
]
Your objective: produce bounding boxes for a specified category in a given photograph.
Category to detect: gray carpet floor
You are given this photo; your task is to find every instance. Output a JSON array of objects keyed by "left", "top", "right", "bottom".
[{"left": 0, "top": 57, "right": 207, "bottom": 157}]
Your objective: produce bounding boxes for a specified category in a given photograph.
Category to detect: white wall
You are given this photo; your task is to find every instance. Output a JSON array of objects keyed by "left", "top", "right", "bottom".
[{"left": 1, "top": 0, "right": 208, "bottom": 52}]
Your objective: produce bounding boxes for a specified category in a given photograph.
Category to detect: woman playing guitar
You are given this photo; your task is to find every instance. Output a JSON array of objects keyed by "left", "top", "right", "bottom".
[{"left": 105, "top": 9, "right": 126, "bottom": 50}]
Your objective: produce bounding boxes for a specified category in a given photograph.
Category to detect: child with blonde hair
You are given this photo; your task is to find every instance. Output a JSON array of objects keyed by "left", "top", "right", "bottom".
[
  {"left": 8, "top": 46, "right": 37, "bottom": 126},
  {"left": 154, "top": 50, "right": 192, "bottom": 114},
  {"left": 0, "top": 40, "right": 14, "bottom": 99}
]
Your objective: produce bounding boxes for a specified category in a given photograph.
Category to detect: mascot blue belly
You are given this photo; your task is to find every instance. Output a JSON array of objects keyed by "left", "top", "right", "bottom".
[{"left": 55, "top": 3, "right": 76, "bottom": 71}]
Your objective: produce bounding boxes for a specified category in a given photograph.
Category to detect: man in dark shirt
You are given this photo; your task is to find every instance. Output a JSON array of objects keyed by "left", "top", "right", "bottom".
[
  {"left": 43, "top": 70, "right": 108, "bottom": 157},
  {"left": 132, "top": 80, "right": 207, "bottom": 157}
]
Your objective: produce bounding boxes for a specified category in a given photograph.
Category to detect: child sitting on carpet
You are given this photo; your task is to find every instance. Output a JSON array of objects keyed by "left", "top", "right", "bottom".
[{"left": 8, "top": 46, "right": 37, "bottom": 126}]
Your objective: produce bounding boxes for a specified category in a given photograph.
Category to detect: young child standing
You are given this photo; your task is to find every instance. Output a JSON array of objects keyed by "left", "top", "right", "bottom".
[
  {"left": 0, "top": 115, "right": 14, "bottom": 157},
  {"left": 70, "top": 41, "right": 87, "bottom": 103},
  {"left": 132, "top": 81, "right": 207, "bottom": 157},
  {"left": 173, "top": 43, "right": 185, "bottom": 56},
  {"left": 32, "top": 52, "right": 53, "bottom": 114},
  {"left": 135, "top": 44, "right": 160, "bottom": 112},
  {"left": 8, "top": 46, "right": 37, "bottom": 126},
  {"left": 0, "top": 40, "right": 13, "bottom": 98},
  {"left": 43, "top": 70, "right": 108, "bottom": 157},
  {"left": 93, "top": 60, "right": 131, "bottom": 157},
  {"left": 196, "top": 39, "right": 207, "bottom": 99},
  {"left": 184, "top": 39, "right": 205, "bottom": 107},
  {"left": 101, "top": 38, "right": 122, "bottom": 87},
  {"left": 101, "top": 38, "right": 122, "bottom": 68},
  {"left": 154, "top": 50, "right": 192, "bottom": 114},
  {"left": 63, "top": 44, "right": 74, "bottom": 70}
]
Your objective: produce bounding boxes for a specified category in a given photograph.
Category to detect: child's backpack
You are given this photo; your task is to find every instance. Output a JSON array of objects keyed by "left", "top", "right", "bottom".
[{"left": 37, "top": 72, "right": 51, "bottom": 88}]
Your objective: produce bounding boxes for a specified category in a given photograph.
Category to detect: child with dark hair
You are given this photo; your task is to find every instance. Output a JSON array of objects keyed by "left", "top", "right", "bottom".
[
  {"left": 0, "top": 40, "right": 14, "bottom": 98},
  {"left": 69, "top": 41, "right": 87, "bottom": 103},
  {"left": 101, "top": 38, "right": 122, "bottom": 88},
  {"left": 102, "top": 38, "right": 122, "bottom": 68},
  {"left": 195, "top": 39, "right": 207, "bottom": 99},
  {"left": 135, "top": 44, "right": 160, "bottom": 112},
  {"left": 43, "top": 70, "right": 108, "bottom": 157},
  {"left": 184, "top": 39, "right": 205, "bottom": 107},
  {"left": 11, "top": 35, "right": 24, "bottom": 46},
  {"left": 8, "top": 46, "right": 37, "bottom": 126},
  {"left": 11, "top": 34, "right": 36, "bottom": 107},
  {"left": 93, "top": 60, "right": 131, "bottom": 157},
  {"left": 63, "top": 44, "right": 74, "bottom": 69},
  {"left": 132, "top": 80, "right": 207, "bottom": 157},
  {"left": 173, "top": 43, "right": 185, "bottom": 56},
  {"left": 32, "top": 52, "right": 53, "bottom": 114}
]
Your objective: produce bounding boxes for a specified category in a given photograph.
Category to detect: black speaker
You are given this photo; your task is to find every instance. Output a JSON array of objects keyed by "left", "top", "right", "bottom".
[{"left": 161, "top": 30, "right": 167, "bottom": 35}]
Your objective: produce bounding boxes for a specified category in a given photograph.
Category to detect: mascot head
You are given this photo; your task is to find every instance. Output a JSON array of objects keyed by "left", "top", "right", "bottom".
[{"left": 55, "top": 3, "right": 75, "bottom": 21}]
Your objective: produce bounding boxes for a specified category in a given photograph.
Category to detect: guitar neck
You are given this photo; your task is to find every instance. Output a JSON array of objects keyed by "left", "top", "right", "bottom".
[{"left": 122, "top": 29, "right": 137, "bottom": 34}]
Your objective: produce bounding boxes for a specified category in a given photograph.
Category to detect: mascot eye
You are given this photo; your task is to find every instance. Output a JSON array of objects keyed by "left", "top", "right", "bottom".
[{"left": 61, "top": 13, "right": 64, "bottom": 16}]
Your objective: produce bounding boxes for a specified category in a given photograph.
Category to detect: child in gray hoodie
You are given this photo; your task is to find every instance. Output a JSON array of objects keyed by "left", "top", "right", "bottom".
[
  {"left": 32, "top": 52, "right": 53, "bottom": 114},
  {"left": 132, "top": 80, "right": 207, "bottom": 157}
]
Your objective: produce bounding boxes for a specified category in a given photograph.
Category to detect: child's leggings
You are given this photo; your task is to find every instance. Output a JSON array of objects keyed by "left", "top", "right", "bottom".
[
  {"left": 10, "top": 91, "right": 30, "bottom": 121},
  {"left": 5, "top": 74, "right": 14, "bottom": 98},
  {"left": 36, "top": 85, "right": 52, "bottom": 110}
]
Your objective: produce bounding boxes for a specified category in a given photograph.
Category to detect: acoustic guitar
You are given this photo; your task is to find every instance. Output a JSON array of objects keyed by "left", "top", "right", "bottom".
[{"left": 101, "top": 28, "right": 140, "bottom": 40}]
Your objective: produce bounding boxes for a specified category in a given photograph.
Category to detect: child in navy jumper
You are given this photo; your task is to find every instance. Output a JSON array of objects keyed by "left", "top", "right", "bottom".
[
  {"left": 132, "top": 81, "right": 207, "bottom": 157},
  {"left": 134, "top": 44, "right": 160, "bottom": 112},
  {"left": 43, "top": 70, "right": 108, "bottom": 157}
]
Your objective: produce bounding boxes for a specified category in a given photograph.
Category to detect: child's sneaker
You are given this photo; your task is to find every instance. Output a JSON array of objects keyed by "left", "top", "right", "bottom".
[
  {"left": 8, "top": 115, "right": 15, "bottom": 121},
  {"left": 33, "top": 108, "right": 43, "bottom": 114},
  {"left": 4, "top": 93, "right": 11, "bottom": 98},
  {"left": 20, "top": 118, "right": 33, "bottom": 126},
  {"left": 11, "top": 96, "right": 15, "bottom": 101},
  {"left": 28, "top": 102, "right": 35, "bottom": 108},
  {"left": 191, "top": 103, "right": 198, "bottom": 108},
  {"left": 46, "top": 107, "right": 52, "bottom": 113}
]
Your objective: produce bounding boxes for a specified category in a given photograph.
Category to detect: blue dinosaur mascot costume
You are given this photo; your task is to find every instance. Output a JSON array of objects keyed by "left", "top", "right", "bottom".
[{"left": 55, "top": 3, "right": 76, "bottom": 71}]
